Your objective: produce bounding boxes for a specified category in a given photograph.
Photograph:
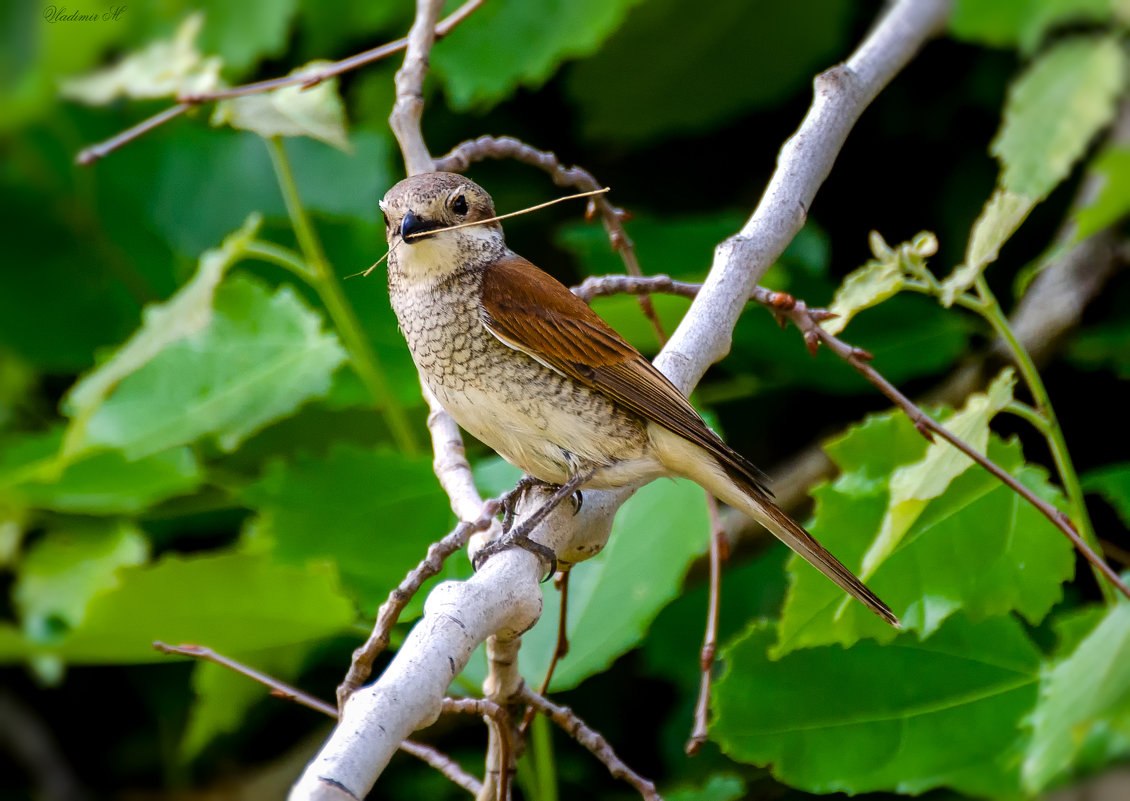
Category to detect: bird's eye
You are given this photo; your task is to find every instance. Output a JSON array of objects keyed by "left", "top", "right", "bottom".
[{"left": 452, "top": 194, "right": 468, "bottom": 216}]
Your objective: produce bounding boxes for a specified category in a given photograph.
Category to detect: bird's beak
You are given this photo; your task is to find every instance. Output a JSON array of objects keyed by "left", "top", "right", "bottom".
[{"left": 401, "top": 210, "right": 435, "bottom": 243}]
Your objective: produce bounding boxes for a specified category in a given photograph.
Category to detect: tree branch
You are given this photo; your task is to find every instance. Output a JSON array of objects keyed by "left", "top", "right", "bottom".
[
  {"left": 294, "top": 1, "right": 951, "bottom": 797},
  {"left": 654, "top": 0, "right": 951, "bottom": 394},
  {"left": 520, "top": 687, "right": 662, "bottom": 801},
  {"left": 74, "top": 0, "right": 485, "bottom": 165}
]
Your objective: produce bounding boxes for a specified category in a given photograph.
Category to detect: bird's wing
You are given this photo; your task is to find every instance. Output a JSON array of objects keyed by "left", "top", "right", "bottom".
[
  {"left": 478, "top": 253, "right": 770, "bottom": 495},
  {"left": 480, "top": 253, "right": 899, "bottom": 628}
]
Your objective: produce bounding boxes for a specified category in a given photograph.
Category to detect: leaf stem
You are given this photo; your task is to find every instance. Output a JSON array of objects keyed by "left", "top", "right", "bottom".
[
  {"left": 266, "top": 138, "right": 420, "bottom": 455},
  {"left": 242, "top": 239, "right": 315, "bottom": 282},
  {"left": 1002, "top": 400, "right": 1051, "bottom": 436},
  {"left": 972, "top": 275, "right": 1113, "bottom": 603}
]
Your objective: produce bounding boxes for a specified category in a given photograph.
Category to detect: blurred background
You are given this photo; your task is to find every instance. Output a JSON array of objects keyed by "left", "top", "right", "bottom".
[{"left": 2, "top": 0, "right": 1129, "bottom": 799}]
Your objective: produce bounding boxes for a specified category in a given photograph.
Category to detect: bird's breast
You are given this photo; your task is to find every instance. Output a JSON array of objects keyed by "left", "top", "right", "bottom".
[{"left": 387, "top": 267, "right": 657, "bottom": 484}]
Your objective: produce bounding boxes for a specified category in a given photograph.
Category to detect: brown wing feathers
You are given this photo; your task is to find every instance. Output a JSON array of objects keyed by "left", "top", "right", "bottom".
[{"left": 480, "top": 255, "right": 772, "bottom": 497}]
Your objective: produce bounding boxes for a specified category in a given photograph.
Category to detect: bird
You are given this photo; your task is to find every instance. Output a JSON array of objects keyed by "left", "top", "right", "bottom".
[{"left": 378, "top": 171, "right": 898, "bottom": 627}]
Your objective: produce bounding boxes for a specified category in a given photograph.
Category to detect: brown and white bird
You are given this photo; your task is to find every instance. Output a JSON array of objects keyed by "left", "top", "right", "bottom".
[{"left": 380, "top": 172, "right": 897, "bottom": 627}]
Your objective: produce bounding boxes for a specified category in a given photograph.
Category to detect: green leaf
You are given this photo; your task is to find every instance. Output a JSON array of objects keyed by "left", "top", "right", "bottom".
[
  {"left": 1074, "top": 146, "right": 1130, "bottom": 241},
  {"left": 461, "top": 477, "right": 709, "bottom": 692},
  {"left": 951, "top": 0, "right": 1114, "bottom": 51},
  {"left": 431, "top": 0, "right": 644, "bottom": 110},
  {"left": 65, "top": 215, "right": 260, "bottom": 423},
  {"left": 55, "top": 551, "right": 354, "bottom": 663},
  {"left": 823, "top": 264, "right": 904, "bottom": 336},
  {"left": 536, "top": 478, "right": 709, "bottom": 691},
  {"left": 1024, "top": 597, "right": 1130, "bottom": 791},
  {"left": 242, "top": 444, "right": 452, "bottom": 613},
  {"left": 181, "top": 643, "right": 312, "bottom": 761},
  {"left": 822, "top": 409, "right": 930, "bottom": 489},
  {"left": 776, "top": 419, "right": 1074, "bottom": 654},
  {"left": 212, "top": 61, "right": 350, "bottom": 151},
  {"left": 12, "top": 521, "right": 149, "bottom": 644},
  {"left": 2, "top": 429, "right": 202, "bottom": 514},
  {"left": 1082, "top": 463, "right": 1130, "bottom": 528},
  {"left": 859, "top": 368, "right": 1015, "bottom": 578},
  {"left": 991, "top": 35, "right": 1125, "bottom": 201},
  {"left": 60, "top": 14, "right": 221, "bottom": 104},
  {"left": 190, "top": 0, "right": 300, "bottom": 74},
  {"left": 81, "top": 275, "right": 346, "bottom": 459},
  {"left": 822, "top": 231, "right": 937, "bottom": 334},
  {"left": 713, "top": 615, "right": 1039, "bottom": 797},
  {"left": 940, "top": 189, "right": 1035, "bottom": 306},
  {"left": 566, "top": 0, "right": 854, "bottom": 143}
]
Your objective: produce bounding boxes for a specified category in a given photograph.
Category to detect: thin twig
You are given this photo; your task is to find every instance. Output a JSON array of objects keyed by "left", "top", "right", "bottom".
[
  {"left": 573, "top": 273, "right": 1130, "bottom": 602},
  {"left": 519, "top": 570, "right": 572, "bottom": 736},
  {"left": 442, "top": 697, "right": 513, "bottom": 801},
  {"left": 686, "top": 492, "right": 726, "bottom": 755},
  {"left": 74, "top": 0, "right": 485, "bottom": 165},
  {"left": 153, "top": 643, "right": 482, "bottom": 795},
  {"left": 337, "top": 497, "right": 503, "bottom": 707},
  {"left": 433, "top": 135, "right": 668, "bottom": 344},
  {"left": 520, "top": 687, "right": 663, "bottom": 801}
]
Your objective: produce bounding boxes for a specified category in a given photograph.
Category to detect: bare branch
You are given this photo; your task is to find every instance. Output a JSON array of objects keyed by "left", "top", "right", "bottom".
[
  {"left": 298, "top": 1, "right": 951, "bottom": 796},
  {"left": 443, "top": 696, "right": 514, "bottom": 801},
  {"left": 391, "top": 0, "right": 444, "bottom": 175},
  {"left": 152, "top": 643, "right": 483, "bottom": 795},
  {"left": 576, "top": 274, "right": 1130, "bottom": 601},
  {"left": 434, "top": 136, "right": 667, "bottom": 341},
  {"left": 686, "top": 492, "right": 726, "bottom": 755},
  {"left": 74, "top": 0, "right": 485, "bottom": 165},
  {"left": 520, "top": 687, "right": 663, "bottom": 801},
  {"left": 654, "top": 0, "right": 951, "bottom": 395},
  {"left": 336, "top": 499, "right": 502, "bottom": 707}
]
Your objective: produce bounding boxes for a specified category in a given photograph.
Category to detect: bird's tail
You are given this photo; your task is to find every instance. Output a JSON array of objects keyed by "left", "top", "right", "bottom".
[{"left": 650, "top": 425, "right": 899, "bottom": 627}]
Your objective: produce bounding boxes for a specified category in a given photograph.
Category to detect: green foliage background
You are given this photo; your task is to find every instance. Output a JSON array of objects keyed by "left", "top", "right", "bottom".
[{"left": 3, "top": 0, "right": 1130, "bottom": 798}]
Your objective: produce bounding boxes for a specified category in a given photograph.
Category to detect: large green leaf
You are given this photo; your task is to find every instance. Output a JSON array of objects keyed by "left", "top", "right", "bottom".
[
  {"left": 242, "top": 444, "right": 452, "bottom": 613},
  {"left": 188, "top": 0, "right": 299, "bottom": 74},
  {"left": 50, "top": 551, "right": 354, "bottom": 663},
  {"left": 1024, "top": 597, "right": 1130, "bottom": 791},
  {"left": 65, "top": 215, "right": 259, "bottom": 423},
  {"left": 859, "top": 368, "right": 1015, "bottom": 578},
  {"left": 12, "top": 520, "right": 149, "bottom": 644},
  {"left": 1, "top": 429, "right": 201, "bottom": 514},
  {"left": 431, "top": 0, "right": 644, "bottom": 110},
  {"left": 460, "top": 475, "right": 710, "bottom": 692},
  {"left": 180, "top": 643, "right": 313, "bottom": 761},
  {"left": 991, "top": 35, "right": 1125, "bottom": 201},
  {"left": 80, "top": 275, "right": 346, "bottom": 459},
  {"left": 713, "top": 614, "right": 1040, "bottom": 797},
  {"left": 775, "top": 420, "right": 1073, "bottom": 654},
  {"left": 566, "top": 0, "right": 854, "bottom": 143}
]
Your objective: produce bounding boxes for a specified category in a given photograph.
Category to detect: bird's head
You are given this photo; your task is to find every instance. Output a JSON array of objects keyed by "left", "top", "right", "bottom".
[{"left": 380, "top": 172, "right": 505, "bottom": 280}]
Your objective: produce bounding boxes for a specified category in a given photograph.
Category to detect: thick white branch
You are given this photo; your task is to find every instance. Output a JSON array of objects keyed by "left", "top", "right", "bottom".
[
  {"left": 656, "top": 0, "right": 951, "bottom": 393},
  {"left": 292, "top": 1, "right": 950, "bottom": 797}
]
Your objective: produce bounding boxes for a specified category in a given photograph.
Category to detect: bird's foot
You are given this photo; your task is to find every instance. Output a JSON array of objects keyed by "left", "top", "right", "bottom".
[
  {"left": 472, "top": 527, "right": 558, "bottom": 580},
  {"left": 477, "top": 469, "right": 595, "bottom": 580},
  {"left": 501, "top": 476, "right": 585, "bottom": 533}
]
